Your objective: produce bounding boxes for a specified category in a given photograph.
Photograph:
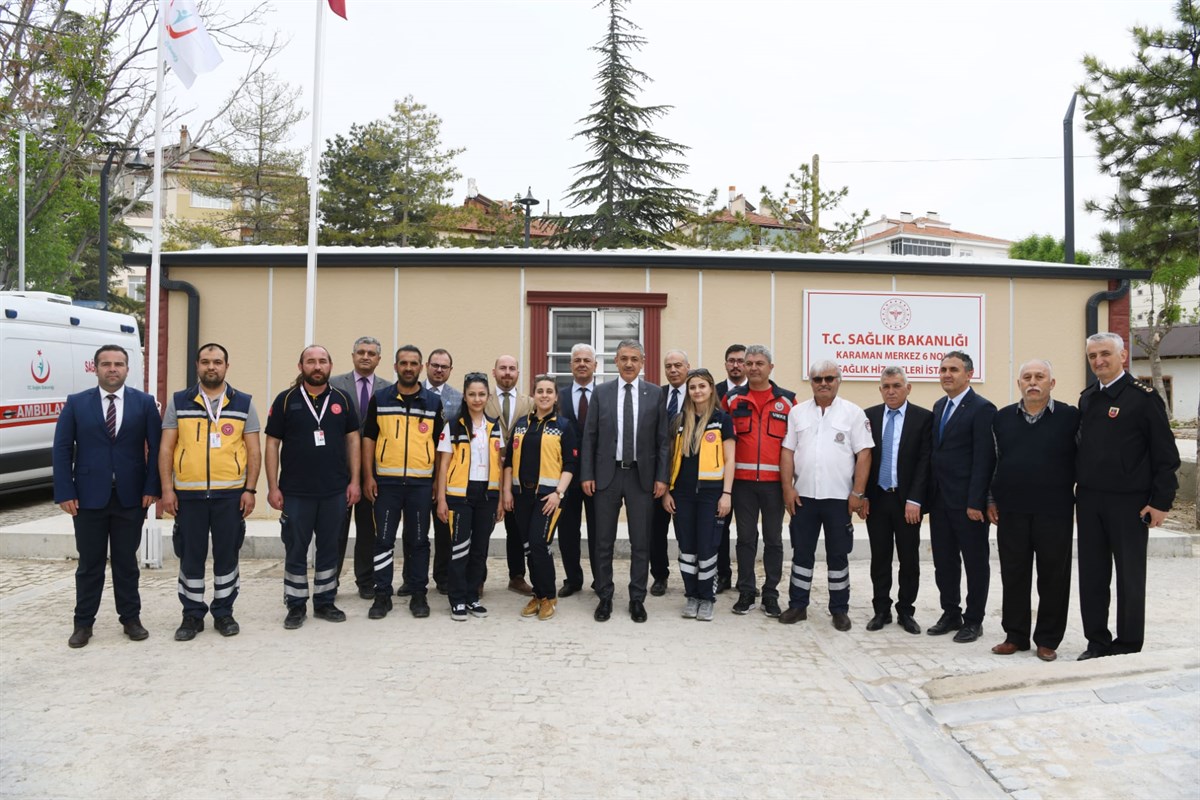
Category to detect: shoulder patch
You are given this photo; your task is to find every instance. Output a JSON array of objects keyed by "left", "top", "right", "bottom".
[{"left": 1130, "top": 378, "right": 1155, "bottom": 394}]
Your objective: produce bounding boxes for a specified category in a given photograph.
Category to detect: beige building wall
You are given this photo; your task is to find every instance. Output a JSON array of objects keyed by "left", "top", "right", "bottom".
[{"left": 157, "top": 258, "right": 1123, "bottom": 496}]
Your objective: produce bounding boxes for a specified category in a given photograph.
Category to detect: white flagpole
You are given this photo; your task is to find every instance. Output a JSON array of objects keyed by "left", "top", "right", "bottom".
[
  {"left": 148, "top": 0, "right": 166, "bottom": 407},
  {"left": 304, "top": 0, "right": 327, "bottom": 345}
]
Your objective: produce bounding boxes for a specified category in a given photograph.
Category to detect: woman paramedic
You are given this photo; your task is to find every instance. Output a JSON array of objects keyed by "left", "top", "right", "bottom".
[
  {"left": 501, "top": 375, "right": 576, "bottom": 621},
  {"left": 662, "top": 368, "right": 736, "bottom": 622}
]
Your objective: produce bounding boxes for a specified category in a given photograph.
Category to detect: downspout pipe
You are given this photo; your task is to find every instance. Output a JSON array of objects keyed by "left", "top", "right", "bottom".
[
  {"left": 1084, "top": 279, "right": 1130, "bottom": 386},
  {"left": 160, "top": 272, "right": 200, "bottom": 388}
]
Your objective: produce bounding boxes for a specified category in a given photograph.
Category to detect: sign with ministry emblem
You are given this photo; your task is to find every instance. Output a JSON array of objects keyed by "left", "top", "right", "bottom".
[{"left": 803, "top": 291, "right": 986, "bottom": 382}]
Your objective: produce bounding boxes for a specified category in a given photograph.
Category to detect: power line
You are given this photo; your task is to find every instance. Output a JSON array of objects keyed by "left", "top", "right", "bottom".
[{"left": 825, "top": 155, "right": 1100, "bottom": 164}]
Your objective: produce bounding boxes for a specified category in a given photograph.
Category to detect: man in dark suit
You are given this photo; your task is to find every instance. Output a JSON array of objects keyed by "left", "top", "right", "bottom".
[
  {"left": 581, "top": 339, "right": 670, "bottom": 623},
  {"left": 53, "top": 344, "right": 162, "bottom": 648},
  {"left": 649, "top": 348, "right": 690, "bottom": 596},
  {"left": 863, "top": 366, "right": 932, "bottom": 635},
  {"left": 330, "top": 336, "right": 393, "bottom": 599},
  {"left": 928, "top": 350, "right": 997, "bottom": 644},
  {"left": 485, "top": 355, "right": 535, "bottom": 595},
  {"left": 557, "top": 343, "right": 597, "bottom": 597}
]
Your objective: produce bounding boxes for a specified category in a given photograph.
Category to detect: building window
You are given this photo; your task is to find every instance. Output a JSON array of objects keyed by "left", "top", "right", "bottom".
[
  {"left": 890, "top": 237, "right": 951, "bottom": 257},
  {"left": 190, "top": 190, "right": 232, "bottom": 210},
  {"left": 547, "top": 307, "right": 644, "bottom": 388},
  {"left": 126, "top": 275, "right": 145, "bottom": 301},
  {"left": 527, "top": 291, "right": 668, "bottom": 390},
  {"left": 959, "top": 249, "right": 973, "bottom": 257}
]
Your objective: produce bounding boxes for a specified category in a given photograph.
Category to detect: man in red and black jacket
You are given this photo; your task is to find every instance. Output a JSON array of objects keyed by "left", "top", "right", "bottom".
[{"left": 722, "top": 344, "right": 795, "bottom": 618}]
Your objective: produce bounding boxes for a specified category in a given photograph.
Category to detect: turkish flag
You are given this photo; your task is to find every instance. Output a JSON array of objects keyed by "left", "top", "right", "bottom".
[{"left": 328, "top": 0, "right": 347, "bottom": 19}]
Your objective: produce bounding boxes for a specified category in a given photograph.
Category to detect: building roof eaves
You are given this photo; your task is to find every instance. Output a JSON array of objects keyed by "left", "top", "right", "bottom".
[{"left": 123, "top": 246, "right": 1149, "bottom": 281}]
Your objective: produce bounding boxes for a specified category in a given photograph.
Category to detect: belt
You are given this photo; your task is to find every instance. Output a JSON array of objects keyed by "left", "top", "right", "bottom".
[{"left": 617, "top": 460, "right": 637, "bottom": 470}]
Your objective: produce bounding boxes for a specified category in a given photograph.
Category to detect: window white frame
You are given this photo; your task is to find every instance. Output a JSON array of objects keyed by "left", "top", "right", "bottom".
[{"left": 547, "top": 306, "right": 644, "bottom": 389}]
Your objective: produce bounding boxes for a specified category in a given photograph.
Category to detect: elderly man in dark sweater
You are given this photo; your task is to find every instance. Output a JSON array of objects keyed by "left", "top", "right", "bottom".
[{"left": 986, "top": 359, "right": 1079, "bottom": 662}]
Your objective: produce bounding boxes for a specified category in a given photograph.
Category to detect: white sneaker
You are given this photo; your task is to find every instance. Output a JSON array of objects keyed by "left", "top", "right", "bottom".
[
  {"left": 450, "top": 604, "right": 468, "bottom": 621},
  {"left": 696, "top": 600, "right": 714, "bottom": 621},
  {"left": 682, "top": 597, "right": 700, "bottom": 618}
]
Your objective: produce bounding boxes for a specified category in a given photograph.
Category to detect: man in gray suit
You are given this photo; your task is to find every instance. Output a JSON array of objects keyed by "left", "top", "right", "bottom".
[
  {"left": 424, "top": 347, "right": 462, "bottom": 593},
  {"left": 581, "top": 339, "right": 670, "bottom": 623},
  {"left": 331, "top": 336, "right": 394, "bottom": 598}
]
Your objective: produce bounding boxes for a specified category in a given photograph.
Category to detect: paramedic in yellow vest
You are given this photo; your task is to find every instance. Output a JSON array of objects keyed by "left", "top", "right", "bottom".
[
  {"left": 434, "top": 372, "right": 504, "bottom": 622},
  {"left": 501, "top": 375, "right": 577, "bottom": 621},
  {"left": 662, "top": 369, "right": 736, "bottom": 622},
  {"left": 361, "top": 344, "right": 444, "bottom": 620},
  {"left": 159, "top": 343, "right": 262, "bottom": 641}
]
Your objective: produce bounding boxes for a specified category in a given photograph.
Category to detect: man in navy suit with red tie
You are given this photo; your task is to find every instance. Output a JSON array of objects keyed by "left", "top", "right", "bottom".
[
  {"left": 927, "top": 350, "right": 996, "bottom": 644},
  {"left": 53, "top": 344, "right": 162, "bottom": 649}
]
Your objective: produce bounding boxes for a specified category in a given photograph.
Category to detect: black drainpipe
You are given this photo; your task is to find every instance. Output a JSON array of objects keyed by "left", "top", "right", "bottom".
[
  {"left": 1084, "top": 279, "right": 1130, "bottom": 386},
  {"left": 160, "top": 272, "right": 200, "bottom": 388}
]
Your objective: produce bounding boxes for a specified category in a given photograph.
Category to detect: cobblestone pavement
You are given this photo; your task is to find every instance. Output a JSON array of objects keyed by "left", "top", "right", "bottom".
[{"left": 2, "top": 553, "right": 1198, "bottom": 800}]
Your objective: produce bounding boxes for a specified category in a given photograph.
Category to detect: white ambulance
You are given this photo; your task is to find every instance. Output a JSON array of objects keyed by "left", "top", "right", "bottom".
[{"left": 0, "top": 292, "right": 144, "bottom": 493}]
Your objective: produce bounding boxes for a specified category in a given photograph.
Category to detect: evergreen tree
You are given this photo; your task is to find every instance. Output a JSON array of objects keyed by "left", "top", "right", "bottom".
[
  {"left": 319, "top": 96, "right": 463, "bottom": 247},
  {"left": 553, "top": 0, "right": 697, "bottom": 250},
  {"left": 1079, "top": 0, "right": 1199, "bottom": 413}
]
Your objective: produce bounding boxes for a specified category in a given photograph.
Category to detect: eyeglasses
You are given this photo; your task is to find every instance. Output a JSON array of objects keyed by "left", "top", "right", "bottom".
[
  {"left": 811, "top": 375, "right": 839, "bottom": 384},
  {"left": 427, "top": 363, "right": 451, "bottom": 371},
  {"left": 725, "top": 357, "right": 745, "bottom": 364}
]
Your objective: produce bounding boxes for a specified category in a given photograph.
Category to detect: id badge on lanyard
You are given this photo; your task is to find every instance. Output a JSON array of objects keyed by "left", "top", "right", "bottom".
[
  {"left": 204, "top": 393, "right": 224, "bottom": 449},
  {"left": 306, "top": 391, "right": 331, "bottom": 447}
]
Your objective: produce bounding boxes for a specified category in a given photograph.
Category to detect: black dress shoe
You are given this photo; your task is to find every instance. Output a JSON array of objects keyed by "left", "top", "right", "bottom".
[
  {"left": 436, "top": 584, "right": 449, "bottom": 596},
  {"left": 409, "top": 593, "right": 431, "bottom": 618},
  {"left": 866, "top": 613, "right": 892, "bottom": 632},
  {"left": 559, "top": 582, "right": 582, "bottom": 598},
  {"left": 396, "top": 582, "right": 415, "bottom": 597},
  {"left": 953, "top": 622, "right": 982, "bottom": 643},
  {"left": 358, "top": 586, "right": 375, "bottom": 600},
  {"left": 629, "top": 600, "right": 648, "bottom": 623},
  {"left": 1076, "top": 648, "right": 1105, "bottom": 661},
  {"left": 122, "top": 618, "right": 149, "bottom": 641},
  {"left": 831, "top": 612, "right": 852, "bottom": 632},
  {"left": 68, "top": 626, "right": 93, "bottom": 649},
  {"left": 594, "top": 598, "right": 613, "bottom": 622},
  {"left": 897, "top": 614, "right": 921, "bottom": 635},
  {"left": 715, "top": 576, "right": 732, "bottom": 594},
  {"left": 650, "top": 579, "right": 667, "bottom": 597},
  {"left": 926, "top": 614, "right": 963, "bottom": 636}
]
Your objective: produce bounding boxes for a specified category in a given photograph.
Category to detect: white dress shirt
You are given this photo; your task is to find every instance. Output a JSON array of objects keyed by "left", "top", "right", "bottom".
[
  {"left": 99, "top": 384, "right": 127, "bottom": 435},
  {"left": 495, "top": 387, "right": 517, "bottom": 427},
  {"left": 572, "top": 380, "right": 595, "bottom": 418},
  {"left": 782, "top": 397, "right": 873, "bottom": 499},
  {"left": 615, "top": 378, "right": 640, "bottom": 462},
  {"left": 879, "top": 401, "right": 908, "bottom": 490}
]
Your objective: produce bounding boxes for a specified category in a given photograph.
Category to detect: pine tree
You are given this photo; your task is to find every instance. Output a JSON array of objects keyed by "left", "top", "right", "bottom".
[
  {"left": 553, "top": 0, "right": 697, "bottom": 250},
  {"left": 1079, "top": 0, "right": 1199, "bottom": 414}
]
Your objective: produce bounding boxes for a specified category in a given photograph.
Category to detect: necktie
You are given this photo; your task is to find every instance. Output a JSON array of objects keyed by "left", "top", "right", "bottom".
[
  {"left": 105, "top": 394, "right": 117, "bottom": 440},
  {"left": 622, "top": 383, "right": 635, "bottom": 465},
  {"left": 502, "top": 391, "right": 511, "bottom": 427},
  {"left": 359, "top": 376, "right": 370, "bottom": 415},
  {"left": 938, "top": 399, "right": 954, "bottom": 441},
  {"left": 578, "top": 387, "right": 588, "bottom": 426},
  {"left": 667, "top": 387, "right": 679, "bottom": 419},
  {"left": 880, "top": 408, "right": 897, "bottom": 489}
]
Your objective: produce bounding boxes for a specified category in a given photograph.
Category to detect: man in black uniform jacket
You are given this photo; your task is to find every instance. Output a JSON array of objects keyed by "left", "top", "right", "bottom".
[{"left": 1076, "top": 333, "right": 1179, "bottom": 660}]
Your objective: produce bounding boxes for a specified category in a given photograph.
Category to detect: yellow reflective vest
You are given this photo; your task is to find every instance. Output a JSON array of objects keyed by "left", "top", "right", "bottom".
[
  {"left": 369, "top": 386, "right": 443, "bottom": 484},
  {"left": 171, "top": 385, "right": 253, "bottom": 496},
  {"left": 509, "top": 413, "right": 572, "bottom": 494},
  {"left": 443, "top": 414, "right": 504, "bottom": 497},
  {"left": 670, "top": 416, "right": 729, "bottom": 490}
]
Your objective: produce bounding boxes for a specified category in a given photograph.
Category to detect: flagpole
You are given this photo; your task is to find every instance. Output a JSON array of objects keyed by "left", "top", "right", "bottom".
[
  {"left": 148, "top": 0, "right": 166, "bottom": 407},
  {"left": 304, "top": 0, "right": 326, "bottom": 345}
]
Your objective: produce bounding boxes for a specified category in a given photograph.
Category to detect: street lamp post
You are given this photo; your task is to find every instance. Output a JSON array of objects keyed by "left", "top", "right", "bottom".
[
  {"left": 517, "top": 187, "right": 540, "bottom": 248},
  {"left": 98, "top": 145, "right": 148, "bottom": 308}
]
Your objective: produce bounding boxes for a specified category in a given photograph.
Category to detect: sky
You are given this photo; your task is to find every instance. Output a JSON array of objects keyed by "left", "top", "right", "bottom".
[{"left": 172, "top": 0, "right": 1181, "bottom": 252}]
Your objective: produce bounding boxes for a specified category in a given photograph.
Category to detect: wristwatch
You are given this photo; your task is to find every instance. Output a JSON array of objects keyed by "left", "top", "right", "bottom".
[
  {"left": 850, "top": 492, "right": 865, "bottom": 500},
  {"left": 557, "top": 491, "right": 566, "bottom": 500}
]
